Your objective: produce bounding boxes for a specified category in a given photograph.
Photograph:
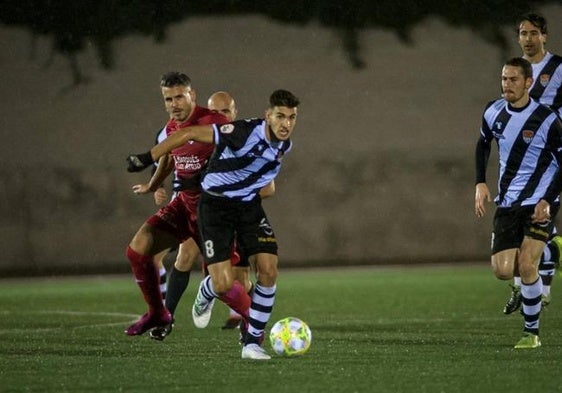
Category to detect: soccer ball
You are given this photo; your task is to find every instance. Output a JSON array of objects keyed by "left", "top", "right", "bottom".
[{"left": 269, "top": 317, "right": 312, "bottom": 356}]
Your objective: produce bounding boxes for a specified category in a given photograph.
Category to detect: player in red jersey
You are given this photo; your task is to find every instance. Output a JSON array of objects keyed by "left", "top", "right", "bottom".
[{"left": 124, "top": 72, "right": 251, "bottom": 336}]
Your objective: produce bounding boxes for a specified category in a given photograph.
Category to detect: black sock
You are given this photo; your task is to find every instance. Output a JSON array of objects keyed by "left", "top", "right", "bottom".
[{"left": 165, "top": 267, "right": 191, "bottom": 316}]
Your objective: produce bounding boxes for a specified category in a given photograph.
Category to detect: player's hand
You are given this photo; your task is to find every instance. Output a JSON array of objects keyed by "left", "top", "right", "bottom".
[
  {"left": 132, "top": 183, "right": 151, "bottom": 195},
  {"left": 531, "top": 199, "right": 551, "bottom": 224},
  {"left": 475, "top": 183, "right": 491, "bottom": 218},
  {"left": 154, "top": 187, "right": 168, "bottom": 205},
  {"left": 126, "top": 152, "right": 154, "bottom": 172}
]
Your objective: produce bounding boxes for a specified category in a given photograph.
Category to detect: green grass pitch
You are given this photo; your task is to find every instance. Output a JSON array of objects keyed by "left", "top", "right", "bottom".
[{"left": 1, "top": 265, "right": 561, "bottom": 392}]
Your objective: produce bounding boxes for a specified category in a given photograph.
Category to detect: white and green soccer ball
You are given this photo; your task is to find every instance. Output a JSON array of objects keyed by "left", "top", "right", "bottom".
[{"left": 269, "top": 317, "right": 312, "bottom": 356}]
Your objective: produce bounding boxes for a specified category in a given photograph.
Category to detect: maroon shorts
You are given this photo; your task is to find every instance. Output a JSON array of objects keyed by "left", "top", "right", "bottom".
[{"left": 146, "top": 190, "right": 201, "bottom": 244}]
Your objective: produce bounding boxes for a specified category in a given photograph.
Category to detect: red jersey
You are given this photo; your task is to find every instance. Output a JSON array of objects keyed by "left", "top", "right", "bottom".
[{"left": 165, "top": 106, "right": 226, "bottom": 182}]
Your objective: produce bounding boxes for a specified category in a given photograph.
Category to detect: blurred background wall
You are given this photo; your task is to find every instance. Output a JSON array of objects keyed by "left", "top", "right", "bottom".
[{"left": 1, "top": 2, "right": 561, "bottom": 275}]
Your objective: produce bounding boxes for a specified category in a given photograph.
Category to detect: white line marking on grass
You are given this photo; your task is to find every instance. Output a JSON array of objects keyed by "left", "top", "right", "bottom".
[
  {"left": 0, "top": 310, "right": 141, "bottom": 334},
  {"left": 36, "top": 310, "right": 139, "bottom": 318}
]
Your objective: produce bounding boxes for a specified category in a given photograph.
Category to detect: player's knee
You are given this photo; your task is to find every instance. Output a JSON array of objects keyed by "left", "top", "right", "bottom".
[
  {"left": 492, "top": 263, "right": 513, "bottom": 280},
  {"left": 494, "top": 271, "right": 513, "bottom": 281},
  {"left": 491, "top": 261, "right": 513, "bottom": 280},
  {"left": 129, "top": 230, "right": 152, "bottom": 255}
]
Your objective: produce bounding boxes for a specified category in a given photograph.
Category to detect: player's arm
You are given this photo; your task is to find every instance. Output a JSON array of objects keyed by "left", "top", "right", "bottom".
[
  {"left": 474, "top": 127, "right": 492, "bottom": 218},
  {"left": 132, "top": 154, "right": 174, "bottom": 195},
  {"left": 127, "top": 125, "right": 214, "bottom": 172},
  {"left": 259, "top": 181, "right": 276, "bottom": 199}
]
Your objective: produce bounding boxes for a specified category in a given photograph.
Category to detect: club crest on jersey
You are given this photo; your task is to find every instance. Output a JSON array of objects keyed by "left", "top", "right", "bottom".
[
  {"left": 220, "top": 124, "right": 234, "bottom": 134},
  {"left": 522, "top": 130, "right": 534, "bottom": 144},
  {"left": 539, "top": 74, "right": 550, "bottom": 87}
]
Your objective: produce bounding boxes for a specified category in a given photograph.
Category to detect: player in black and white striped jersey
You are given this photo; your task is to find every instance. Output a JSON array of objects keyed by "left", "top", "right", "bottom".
[
  {"left": 475, "top": 57, "right": 562, "bottom": 348},
  {"left": 126, "top": 89, "right": 300, "bottom": 359},
  {"left": 521, "top": 14, "right": 562, "bottom": 117},
  {"left": 503, "top": 13, "right": 562, "bottom": 315},
  {"left": 206, "top": 91, "right": 259, "bottom": 330}
]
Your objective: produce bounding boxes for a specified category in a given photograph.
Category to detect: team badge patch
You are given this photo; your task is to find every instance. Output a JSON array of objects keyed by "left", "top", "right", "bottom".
[
  {"left": 522, "top": 130, "right": 534, "bottom": 144},
  {"left": 540, "top": 74, "right": 550, "bottom": 87},
  {"left": 220, "top": 124, "right": 234, "bottom": 134}
]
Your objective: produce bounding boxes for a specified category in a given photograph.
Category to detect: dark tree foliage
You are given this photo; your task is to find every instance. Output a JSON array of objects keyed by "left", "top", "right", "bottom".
[{"left": 1, "top": 0, "right": 556, "bottom": 84}]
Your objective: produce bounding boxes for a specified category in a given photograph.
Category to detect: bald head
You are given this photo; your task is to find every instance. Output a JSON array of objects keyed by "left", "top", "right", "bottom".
[{"left": 207, "top": 91, "right": 238, "bottom": 121}]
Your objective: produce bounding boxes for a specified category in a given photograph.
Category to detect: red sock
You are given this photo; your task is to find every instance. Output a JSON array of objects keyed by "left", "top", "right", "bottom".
[
  {"left": 126, "top": 246, "right": 165, "bottom": 314},
  {"left": 219, "top": 281, "right": 250, "bottom": 320}
]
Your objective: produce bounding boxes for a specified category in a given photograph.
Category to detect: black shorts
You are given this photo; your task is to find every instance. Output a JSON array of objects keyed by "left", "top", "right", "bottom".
[
  {"left": 491, "top": 204, "right": 559, "bottom": 254},
  {"left": 198, "top": 192, "right": 278, "bottom": 265}
]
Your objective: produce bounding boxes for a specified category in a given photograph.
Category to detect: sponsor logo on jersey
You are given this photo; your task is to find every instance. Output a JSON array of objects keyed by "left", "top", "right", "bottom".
[
  {"left": 174, "top": 154, "right": 202, "bottom": 170},
  {"left": 220, "top": 124, "right": 234, "bottom": 134},
  {"left": 530, "top": 226, "right": 549, "bottom": 237},
  {"left": 522, "top": 130, "right": 534, "bottom": 144},
  {"left": 540, "top": 74, "right": 550, "bottom": 87},
  {"left": 492, "top": 122, "right": 504, "bottom": 139}
]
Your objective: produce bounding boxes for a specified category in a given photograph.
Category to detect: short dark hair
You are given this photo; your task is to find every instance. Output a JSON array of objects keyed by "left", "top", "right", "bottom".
[
  {"left": 160, "top": 72, "right": 191, "bottom": 88},
  {"left": 504, "top": 57, "right": 533, "bottom": 80},
  {"left": 269, "top": 90, "right": 300, "bottom": 108},
  {"left": 517, "top": 13, "right": 547, "bottom": 35}
]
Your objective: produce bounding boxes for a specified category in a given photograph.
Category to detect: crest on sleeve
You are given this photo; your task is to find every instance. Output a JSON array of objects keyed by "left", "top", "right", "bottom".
[
  {"left": 220, "top": 124, "right": 235, "bottom": 134},
  {"left": 522, "top": 130, "right": 534, "bottom": 144}
]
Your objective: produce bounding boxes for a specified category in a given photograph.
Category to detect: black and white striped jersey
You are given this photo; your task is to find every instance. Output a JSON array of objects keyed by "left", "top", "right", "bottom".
[
  {"left": 478, "top": 98, "right": 562, "bottom": 207},
  {"left": 529, "top": 52, "right": 562, "bottom": 116},
  {"left": 201, "top": 118, "right": 292, "bottom": 201}
]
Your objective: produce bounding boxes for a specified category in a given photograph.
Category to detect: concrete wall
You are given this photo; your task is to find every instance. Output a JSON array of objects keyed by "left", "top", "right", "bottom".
[{"left": 2, "top": 5, "right": 562, "bottom": 274}]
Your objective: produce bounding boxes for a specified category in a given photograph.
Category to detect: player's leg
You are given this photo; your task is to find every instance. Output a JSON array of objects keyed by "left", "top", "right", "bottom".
[
  {"left": 494, "top": 250, "right": 521, "bottom": 314},
  {"left": 125, "top": 223, "right": 176, "bottom": 335},
  {"left": 246, "top": 253, "right": 277, "bottom": 341},
  {"left": 192, "top": 261, "right": 252, "bottom": 328},
  {"left": 514, "top": 236, "right": 544, "bottom": 349},
  {"left": 165, "top": 238, "right": 200, "bottom": 315},
  {"left": 150, "top": 238, "right": 200, "bottom": 340},
  {"left": 504, "top": 274, "right": 522, "bottom": 314},
  {"left": 239, "top": 252, "right": 277, "bottom": 360},
  {"left": 237, "top": 203, "right": 278, "bottom": 360},
  {"left": 192, "top": 260, "right": 232, "bottom": 327},
  {"left": 192, "top": 195, "right": 252, "bottom": 329},
  {"left": 491, "top": 208, "right": 524, "bottom": 314},
  {"left": 153, "top": 248, "right": 170, "bottom": 302},
  {"left": 538, "top": 233, "right": 562, "bottom": 307},
  {"left": 222, "top": 261, "right": 252, "bottom": 329}
]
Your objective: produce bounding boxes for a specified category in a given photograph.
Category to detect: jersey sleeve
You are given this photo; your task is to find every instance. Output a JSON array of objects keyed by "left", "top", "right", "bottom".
[
  {"left": 212, "top": 119, "right": 261, "bottom": 150},
  {"left": 542, "top": 116, "right": 562, "bottom": 203},
  {"left": 474, "top": 102, "right": 495, "bottom": 184}
]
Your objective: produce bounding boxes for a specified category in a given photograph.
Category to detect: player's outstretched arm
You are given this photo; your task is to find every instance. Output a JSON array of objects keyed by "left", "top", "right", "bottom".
[
  {"left": 127, "top": 124, "right": 215, "bottom": 172},
  {"left": 151, "top": 124, "right": 215, "bottom": 160}
]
